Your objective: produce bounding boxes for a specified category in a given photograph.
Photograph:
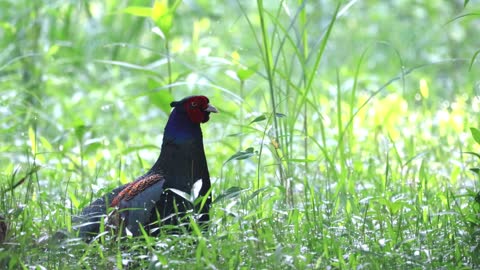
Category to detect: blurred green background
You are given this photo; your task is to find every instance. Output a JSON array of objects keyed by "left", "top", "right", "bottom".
[{"left": 0, "top": 0, "right": 479, "bottom": 268}]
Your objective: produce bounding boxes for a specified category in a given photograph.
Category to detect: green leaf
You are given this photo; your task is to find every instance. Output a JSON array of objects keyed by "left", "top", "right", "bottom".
[
  {"left": 470, "top": 127, "right": 480, "bottom": 145},
  {"left": 74, "top": 124, "right": 89, "bottom": 142},
  {"left": 152, "top": 0, "right": 181, "bottom": 37},
  {"left": 248, "top": 186, "right": 270, "bottom": 201},
  {"left": 149, "top": 90, "right": 174, "bottom": 114},
  {"left": 249, "top": 114, "right": 266, "bottom": 124},
  {"left": 84, "top": 138, "right": 103, "bottom": 155},
  {"left": 152, "top": 0, "right": 169, "bottom": 22},
  {"left": 123, "top": 6, "right": 152, "bottom": 17},
  {"left": 213, "top": 186, "right": 246, "bottom": 203},
  {"left": 468, "top": 49, "right": 480, "bottom": 71},
  {"left": 464, "top": 151, "right": 480, "bottom": 160},
  {"left": 168, "top": 188, "right": 192, "bottom": 203},
  {"left": 470, "top": 167, "right": 480, "bottom": 176},
  {"left": 284, "top": 158, "right": 316, "bottom": 163},
  {"left": 39, "top": 136, "right": 53, "bottom": 152},
  {"left": 96, "top": 60, "right": 155, "bottom": 72},
  {"left": 68, "top": 191, "right": 79, "bottom": 208},
  {"left": 224, "top": 147, "right": 255, "bottom": 164},
  {"left": 237, "top": 64, "right": 258, "bottom": 81}
]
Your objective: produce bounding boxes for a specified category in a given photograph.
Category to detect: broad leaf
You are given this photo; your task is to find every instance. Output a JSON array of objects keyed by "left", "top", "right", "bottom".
[
  {"left": 152, "top": 0, "right": 171, "bottom": 32},
  {"left": 237, "top": 64, "right": 258, "bottom": 81},
  {"left": 152, "top": 0, "right": 181, "bottom": 38},
  {"left": 149, "top": 89, "right": 174, "bottom": 114},
  {"left": 84, "top": 138, "right": 103, "bottom": 155},
  {"left": 470, "top": 127, "right": 480, "bottom": 145},
  {"left": 224, "top": 147, "right": 255, "bottom": 164},
  {"left": 74, "top": 124, "right": 89, "bottom": 142}
]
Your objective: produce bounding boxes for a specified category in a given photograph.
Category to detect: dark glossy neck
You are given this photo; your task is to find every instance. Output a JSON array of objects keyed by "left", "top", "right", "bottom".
[
  {"left": 149, "top": 108, "right": 210, "bottom": 191},
  {"left": 163, "top": 109, "right": 203, "bottom": 142}
]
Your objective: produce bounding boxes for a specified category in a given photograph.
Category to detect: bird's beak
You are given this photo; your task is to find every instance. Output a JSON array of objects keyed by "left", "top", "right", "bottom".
[{"left": 204, "top": 104, "right": 218, "bottom": 113}]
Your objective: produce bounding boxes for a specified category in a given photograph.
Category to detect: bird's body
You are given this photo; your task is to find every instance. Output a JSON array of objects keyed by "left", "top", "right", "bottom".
[{"left": 76, "top": 96, "right": 217, "bottom": 240}]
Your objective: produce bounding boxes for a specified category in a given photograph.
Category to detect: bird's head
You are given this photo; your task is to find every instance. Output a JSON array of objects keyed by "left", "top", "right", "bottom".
[{"left": 170, "top": 95, "right": 218, "bottom": 124}]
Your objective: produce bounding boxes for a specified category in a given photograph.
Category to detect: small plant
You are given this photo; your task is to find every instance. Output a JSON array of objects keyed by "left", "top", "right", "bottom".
[
  {"left": 465, "top": 127, "right": 480, "bottom": 205},
  {"left": 464, "top": 127, "right": 480, "bottom": 266}
]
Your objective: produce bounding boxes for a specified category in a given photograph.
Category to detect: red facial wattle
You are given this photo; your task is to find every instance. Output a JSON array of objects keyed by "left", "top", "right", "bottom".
[{"left": 184, "top": 96, "right": 217, "bottom": 123}]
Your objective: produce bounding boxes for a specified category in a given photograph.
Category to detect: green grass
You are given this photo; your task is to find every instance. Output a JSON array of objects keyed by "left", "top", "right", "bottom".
[{"left": 1, "top": 0, "right": 479, "bottom": 269}]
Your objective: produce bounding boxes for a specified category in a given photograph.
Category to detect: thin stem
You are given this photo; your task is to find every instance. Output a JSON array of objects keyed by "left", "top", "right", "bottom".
[
  {"left": 165, "top": 40, "right": 172, "bottom": 94},
  {"left": 256, "top": 0, "right": 284, "bottom": 184}
]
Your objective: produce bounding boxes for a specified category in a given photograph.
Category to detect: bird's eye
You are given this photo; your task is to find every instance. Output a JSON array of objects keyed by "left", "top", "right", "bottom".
[{"left": 191, "top": 101, "right": 198, "bottom": 107}]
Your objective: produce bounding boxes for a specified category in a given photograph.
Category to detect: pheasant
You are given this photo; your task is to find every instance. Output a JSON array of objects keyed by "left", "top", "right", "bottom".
[{"left": 76, "top": 95, "right": 217, "bottom": 240}]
